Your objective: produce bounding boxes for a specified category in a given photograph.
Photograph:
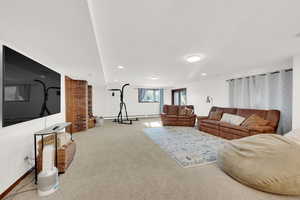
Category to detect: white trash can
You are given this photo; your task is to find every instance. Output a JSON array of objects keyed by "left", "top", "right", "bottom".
[{"left": 96, "top": 117, "right": 104, "bottom": 127}]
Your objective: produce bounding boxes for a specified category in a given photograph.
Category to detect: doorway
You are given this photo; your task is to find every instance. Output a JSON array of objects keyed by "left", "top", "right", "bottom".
[{"left": 172, "top": 88, "right": 187, "bottom": 105}]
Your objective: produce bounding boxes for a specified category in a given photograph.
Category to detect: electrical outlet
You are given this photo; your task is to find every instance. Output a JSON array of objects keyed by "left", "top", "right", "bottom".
[{"left": 24, "top": 155, "right": 34, "bottom": 166}]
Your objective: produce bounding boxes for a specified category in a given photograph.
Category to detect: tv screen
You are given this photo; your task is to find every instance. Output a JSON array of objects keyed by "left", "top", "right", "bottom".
[{"left": 2, "top": 46, "right": 61, "bottom": 127}]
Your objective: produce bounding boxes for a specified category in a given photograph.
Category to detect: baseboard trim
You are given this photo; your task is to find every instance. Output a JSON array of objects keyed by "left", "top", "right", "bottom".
[
  {"left": 0, "top": 167, "right": 34, "bottom": 200},
  {"left": 103, "top": 114, "right": 159, "bottom": 119}
]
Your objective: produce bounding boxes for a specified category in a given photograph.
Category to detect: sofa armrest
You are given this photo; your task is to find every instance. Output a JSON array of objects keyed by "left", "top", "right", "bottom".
[{"left": 197, "top": 116, "right": 208, "bottom": 120}]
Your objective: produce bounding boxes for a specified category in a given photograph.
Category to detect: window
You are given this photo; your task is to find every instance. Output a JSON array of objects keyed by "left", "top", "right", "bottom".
[
  {"left": 172, "top": 88, "right": 186, "bottom": 105},
  {"left": 4, "top": 85, "right": 31, "bottom": 102},
  {"left": 138, "top": 88, "right": 160, "bottom": 103}
]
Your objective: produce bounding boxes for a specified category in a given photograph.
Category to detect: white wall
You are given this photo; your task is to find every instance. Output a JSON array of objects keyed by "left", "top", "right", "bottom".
[
  {"left": 93, "top": 83, "right": 162, "bottom": 118},
  {"left": 186, "top": 78, "right": 229, "bottom": 116},
  {"left": 293, "top": 55, "right": 300, "bottom": 129},
  {"left": 0, "top": 44, "right": 66, "bottom": 194},
  {"left": 169, "top": 77, "right": 229, "bottom": 116}
]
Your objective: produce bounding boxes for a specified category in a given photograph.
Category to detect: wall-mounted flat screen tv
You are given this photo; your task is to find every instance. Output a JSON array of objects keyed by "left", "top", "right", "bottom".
[{"left": 2, "top": 46, "right": 61, "bottom": 127}]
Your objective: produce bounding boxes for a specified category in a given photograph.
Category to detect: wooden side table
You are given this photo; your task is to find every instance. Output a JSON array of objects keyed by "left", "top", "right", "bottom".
[{"left": 34, "top": 122, "right": 72, "bottom": 184}]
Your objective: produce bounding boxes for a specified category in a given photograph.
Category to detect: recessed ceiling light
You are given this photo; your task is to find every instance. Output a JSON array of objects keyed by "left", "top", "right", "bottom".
[
  {"left": 185, "top": 54, "right": 205, "bottom": 63},
  {"left": 150, "top": 77, "right": 159, "bottom": 80},
  {"left": 201, "top": 73, "right": 207, "bottom": 76},
  {"left": 117, "top": 65, "right": 124, "bottom": 69}
]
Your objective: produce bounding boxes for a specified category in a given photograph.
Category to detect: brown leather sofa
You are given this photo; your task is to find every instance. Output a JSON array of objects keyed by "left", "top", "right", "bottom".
[
  {"left": 161, "top": 105, "right": 196, "bottom": 127},
  {"left": 197, "top": 106, "right": 280, "bottom": 140}
]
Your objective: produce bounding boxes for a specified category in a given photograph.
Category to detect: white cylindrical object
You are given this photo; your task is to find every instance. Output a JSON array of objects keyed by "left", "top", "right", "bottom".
[
  {"left": 42, "top": 144, "right": 55, "bottom": 172},
  {"left": 38, "top": 143, "right": 58, "bottom": 196},
  {"left": 38, "top": 167, "right": 59, "bottom": 196},
  {"left": 96, "top": 117, "right": 104, "bottom": 127}
]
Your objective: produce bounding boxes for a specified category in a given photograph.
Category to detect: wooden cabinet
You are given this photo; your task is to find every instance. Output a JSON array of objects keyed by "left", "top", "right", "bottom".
[{"left": 65, "top": 76, "right": 88, "bottom": 133}]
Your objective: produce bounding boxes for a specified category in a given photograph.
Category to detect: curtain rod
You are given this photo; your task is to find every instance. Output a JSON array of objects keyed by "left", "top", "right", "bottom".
[{"left": 226, "top": 68, "right": 293, "bottom": 82}]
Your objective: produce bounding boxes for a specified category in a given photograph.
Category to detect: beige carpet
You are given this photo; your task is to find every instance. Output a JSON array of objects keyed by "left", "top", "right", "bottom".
[{"left": 7, "top": 118, "right": 298, "bottom": 200}]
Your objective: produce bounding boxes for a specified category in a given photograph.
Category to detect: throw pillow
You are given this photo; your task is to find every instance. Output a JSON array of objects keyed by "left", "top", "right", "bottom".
[
  {"left": 220, "top": 113, "right": 245, "bottom": 126},
  {"left": 220, "top": 113, "right": 231, "bottom": 123},
  {"left": 209, "top": 111, "right": 223, "bottom": 121},
  {"left": 230, "top": 114, "right": 246, "bottom": 126},
  {"left": 178, "top": 106, "right": 187, "bottom": 115},
  {"left": 185, "top": 108, "right": 194, "bottom": 116},
  {"left": 241, "top": 114, "right": 270, "bottom": 127}
]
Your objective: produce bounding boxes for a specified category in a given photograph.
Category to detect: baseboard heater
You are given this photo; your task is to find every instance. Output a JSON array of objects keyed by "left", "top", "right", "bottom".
[{"left": 103, "top": 114, "right": 159, "bottom": 120}]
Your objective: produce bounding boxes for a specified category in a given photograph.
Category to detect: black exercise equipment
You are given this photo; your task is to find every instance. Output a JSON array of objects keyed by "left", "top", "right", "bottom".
[
  {"left": 34, "top": 79, "right": 61, "bottom": 117},
  {"left": 109, "top": 83, "right": 138, "bottom": 124}
]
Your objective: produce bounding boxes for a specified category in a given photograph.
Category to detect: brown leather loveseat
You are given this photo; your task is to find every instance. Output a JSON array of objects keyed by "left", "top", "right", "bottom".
[
  {"left": 161, "top": 105, "right": 196, "bottom": 127},
  {"left": 197, "top": 106, "right": 280, "bottom": 140}
]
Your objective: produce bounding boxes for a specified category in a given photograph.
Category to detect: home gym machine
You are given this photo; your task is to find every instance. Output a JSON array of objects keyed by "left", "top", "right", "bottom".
[{"left": 109, "top": 83, "right": 138, "bottom": 124}]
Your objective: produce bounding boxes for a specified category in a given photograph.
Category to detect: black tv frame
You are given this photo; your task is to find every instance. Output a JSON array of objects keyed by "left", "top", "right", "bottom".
[{"left": 2, "top": 45, "right": 61, "bottom": 127}]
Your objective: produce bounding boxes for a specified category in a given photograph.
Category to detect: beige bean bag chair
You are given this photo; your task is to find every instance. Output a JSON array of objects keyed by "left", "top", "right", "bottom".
[{"left": 217, "top": 133, "right": 300, "bottom": 195}]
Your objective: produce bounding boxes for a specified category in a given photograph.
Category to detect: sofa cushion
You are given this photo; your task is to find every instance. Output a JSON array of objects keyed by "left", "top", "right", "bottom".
[
  {"left": 215, "top": 107, "right": 237, "bottom": 115},
  {"left": 209, "top": 111, "right": 223, "bottom": 121},
  {"left": 201, "top": 119, "right": 221, "bottom": 126},
  {"left": 266, "top": 110, "right": 280, "bottom": 128},
  {"left": 167, "top": 105, "right": 178, "bottom": 115},
  {"left": 220, "top": 122, "right": 249, "bottom": 133},
  {"left": 185, "top": 108, "right": 194, "bottom": 116},
  {"left": 162, "top": 114, "right": 178, "bottom": 120},
  {"left": 236, "top": 109, "right": 267, "bottom": 119},
  {"left": 197, "top": 116, "right": 209, "bottom": 121},
  {"left": 178, "top": 106, "right": 187, "bottom": 115},
  {"left": 217, "top": 134, "right": 300, "bottom": 195},
  {"left": 241, "top": 114, "right": 270, "bottom": 127},
  {"left": 220, "top": 113, "right": 245, "bottom": 126},
  {"left": 178, "top": 115, "right": 194, "bottom": 119},
  {"left": 200, "top": 119, "right": 220, "bottom": 130},
  {"left": 247, "top": 125, "right": 274, "bottom": 133},
  {"left": 220, "top": 122, "right": 250, "bottom": 138}
]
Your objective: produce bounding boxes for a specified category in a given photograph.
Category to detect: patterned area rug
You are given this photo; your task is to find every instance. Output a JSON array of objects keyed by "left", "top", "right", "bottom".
[{"left": 144, "top": 126, "right": 226, "bottom": 168}]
